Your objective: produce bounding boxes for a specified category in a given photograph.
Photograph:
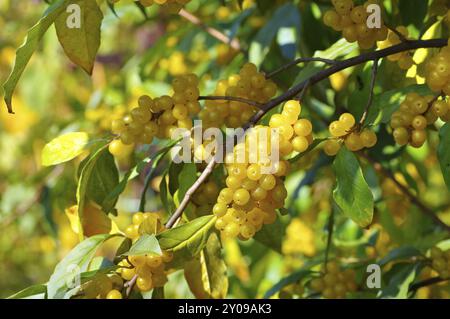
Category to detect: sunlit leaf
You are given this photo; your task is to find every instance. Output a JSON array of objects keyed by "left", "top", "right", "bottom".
[
  {"left": 158, "top": 215, "right": 217, "bottom": 259},
  {"left": 47, "top": 234, "right": 118, "bottom": 299},
  {"left": 333, "top": 148, "right": 374, "bottom": 228},
  {"left": 42, "top": 132, "right": 88, "bottom": 166},
  {"left": 184, "top": 233, "right": 228, "bottom": 299},
  {"left": 55, "top": 0, "right": 103, "bottom": 74}
]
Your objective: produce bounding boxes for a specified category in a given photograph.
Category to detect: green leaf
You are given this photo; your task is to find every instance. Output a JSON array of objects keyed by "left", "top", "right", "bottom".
[
  {"left": 178, "top": 163, "right": 197, "bottom": 200},
  {"left": 333, "top": 148, "right": 374, "bottom": 228},
  {"left": 152, "top": 287, "right": 165, "bottom": 299},
  {"left": 139, "top": 138, "right": 181, "bottom": 211},
  {"left": 249, "top": 3, "right": 300, "bottom": 66},
  {"left": 2, "top": 0, "right": 69, "bottom": 113},
  {"left": 399, "top": 0, "right": 428, "bottom": 29},
  {"left": 8, "top": 284, "right": 47, "bottom": 299},
  {"left": 184, "top": 233, "right": 228, "bottom": 299},
  {"left": 87, "top": 150, "right": 119, "bottom": 211},
  {"left": 55, "top": 0, "right": 103, "bottom": 74},
  {"left": 102, "top": 155, "right": 153, "bottom": 213},
  {"left": 159, "top": 172, "right": 174, "bottom": 215},
  {"left": 253, "top": 216, "right": 285, "bottom": 253},
  {"left": 380, "top": 263, "right": 423, "bottom": 298},
  {"left": 47, "top": 234, "right": 117, "bottom": 299},
  {"left": 293, "top": 38, "right": 358, "bottom": 85},
  {"left": 158, "top": 215, "right": 217, "bottom": 258},
  {"left": 378, "top": 247, "right": 422, "bottom": 266},
  {"left": 76, "top": 145, "right": 110, "bottom": 237},
  {"left": 438, "top": 124, "right": 450, "bottom": 192},
  {"left": 41, "top": 132, "right": 89, "bottom": 166},
  {"left": 168, "top": 162, "right": 184, "bottom": 195},
  {"left": 121, "top": 234, "right": 162, "bottom": 256}
]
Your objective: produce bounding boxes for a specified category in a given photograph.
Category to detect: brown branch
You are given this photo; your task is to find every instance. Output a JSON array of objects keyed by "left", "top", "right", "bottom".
[
  {"left": 164, "top": 38, "right": 449, "bottom": 231},
  {"left": 409, "top": 276, "right": 449, "bottom": 294},
  {"left": 124, "top": 274, "right": 138, "bottom": 298},
  {"left": 198, "top": 95, "right": 263, "bottom": 109},
  {"left": 359, "top": 59, "right": 379, "bottom": 125},
  {"left": 266, "top": 57, "right": 337, "bottom": 79},
  {"left": 165, "top": 159, "right": 216, "bottom": 228},
  {"left": 178, "top": 9, "right": 242, "bottom": 51},
  {"left": 249, "top": 38, "right": 447, "bottom": 125},
  {"left": 361, "top": 153, "right": 450, "bottom": 232}
]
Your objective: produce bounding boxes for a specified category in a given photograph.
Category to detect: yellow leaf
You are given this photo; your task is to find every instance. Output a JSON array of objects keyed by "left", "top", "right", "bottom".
[
  {"left": 42, "top": 132, "right": 88, "bottom": 166},
  {"left": 184, "top": 233, "right": 228, "bottom": 299},
  {"left": 224, "top": 239, "right": 250, "bottom": 282},
  {"left": 413, "top": 20, "right": 442, "bottom": 64},
  {"left": 65, "top": 203, "right": 119, "bottom": 237}
]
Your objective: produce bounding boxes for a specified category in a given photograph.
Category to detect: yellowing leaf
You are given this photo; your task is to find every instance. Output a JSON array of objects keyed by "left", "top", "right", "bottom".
[
  {"left": 184, "top": 233, "right": 228, "bottom": 299},
  {"left": 42, "top": 132, "right": 88, "bottom": 166},
  {"left": 223, "top": 239, "right": 250, "bottom": 282},
  {"left": 413, "top": 20, "right": 441, "bottom": 64},
  {"left": 65, "top": 203, "right": 119, "bottom": 237},
  {"left": 55, "top": 0, "right": 103, "bottom": 74}
]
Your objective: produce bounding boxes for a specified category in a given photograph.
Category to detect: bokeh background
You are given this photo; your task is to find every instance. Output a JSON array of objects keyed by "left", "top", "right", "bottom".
[{"left": 1, "top": 0, "right": 449, "bottom": 298}]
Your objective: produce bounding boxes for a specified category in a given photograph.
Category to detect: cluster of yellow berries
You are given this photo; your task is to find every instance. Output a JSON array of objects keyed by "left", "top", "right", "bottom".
[
  {"left": 213, "top": 158, "right": 288, "bottom": 240},
  {"left": 213, "top": 101, "right": 313, "bottom": 240},
  {"left": 323, "top": 0, "right": 388, "bottom": 49},
  {"left": 138, "top": 0, "right": 191, "bottom": 13},
  {"left": 430, "top": 247, "right": 450, "bottom": 279},
  {"left": 390, "top": 93, "right": 449, "bottom": 147},
  {"left": 323, "top": 113, "right": 377, "bottom": 156},
  {"left": 310, "top": 261, "right": 358, "bottom": 299},
  {"left": 199, "top": 63, "right": 277, "bottom": 128},
  {"left": 109, "top": 74, "right": 200, "bottom": 157},
  {"left": 269, "top": 100, "right": 314, "bottom": 156},
  {"left": 425, "top": 39, "right": 450, "bottom": 94},
  {"left": 377, "top": 27, "right": 414, "bottom": 70},
  {"left": 191, "top": 180, "right": 220, "bottom": 216},
  {"left": 118, "top": 212, "right": 173, "bottom": 293},
  {"left": 77, "top": 273, "right": 124, "bottom": 299}
]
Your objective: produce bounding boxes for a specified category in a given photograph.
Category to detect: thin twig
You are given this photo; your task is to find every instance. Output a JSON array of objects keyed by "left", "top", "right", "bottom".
[
  {"left": 359, "top": 59, "right": 379, "bottom": 125},
  {"left": 362, "top": 153, "right": 450, "bottom": 232},
  {"left": 165, "top": 159, "right": 216, "bottom": 228},
  {"left": 124, "top": 274, "right": 138, "bottom": 298},
  {"left": 198, "top": 95, "right": 263, "bottom": 109},
  {"left": 178, "top": 9, "right": 241, "bottom": 51},
  {"left": 266, "top": 57, "right": 337, "bottom": 79}
]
